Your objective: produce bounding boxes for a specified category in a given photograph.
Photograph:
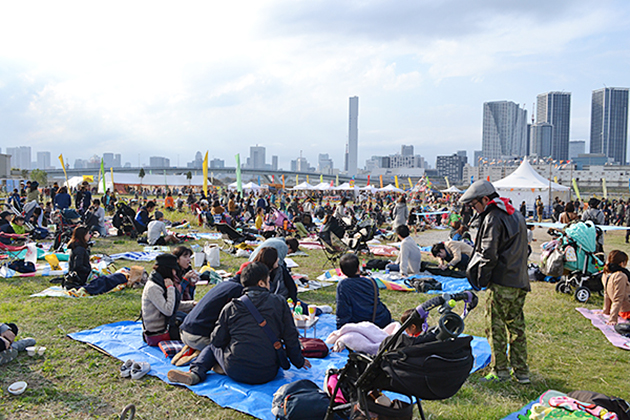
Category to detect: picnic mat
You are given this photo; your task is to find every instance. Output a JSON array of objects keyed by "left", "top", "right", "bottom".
[
  {"left": 576, "top": 308, "right": 630, "bottom": 350},
  {"left": 500, "top": 400, "right": 537, "bottom": 420},
  {"left": 109, "top": 251, "right": 163, "bottom": 262},
  {"left": 69, "top": 315, "right": 491, "bottom": 420}
]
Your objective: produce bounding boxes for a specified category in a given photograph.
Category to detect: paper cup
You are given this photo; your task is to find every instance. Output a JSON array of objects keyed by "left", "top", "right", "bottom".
[
  {"left": 37, "top": 347, "right": 46, "bottom": 356},
  {"left": 308, "top": 305, "right": 316, "bottom": 320},
  {"left": 26, "top": 346, "right": 36, "bottom": 357},
  {"left": 8, "top": 381, "right": 27, "bottom": 395}
]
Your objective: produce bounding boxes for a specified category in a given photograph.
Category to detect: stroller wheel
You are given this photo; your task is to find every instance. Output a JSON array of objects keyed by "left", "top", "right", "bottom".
[{"left": 574, "top": 287, "right": 591, "bottom": 303}]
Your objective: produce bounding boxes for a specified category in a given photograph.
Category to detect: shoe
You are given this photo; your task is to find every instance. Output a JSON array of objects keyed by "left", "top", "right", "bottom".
[
  {"left": 175, "top": 349, "right": 200, "bottom": 367},
  {"left": 130, "top": 361, "right": 151, "bottom": 379},
  {"left": 120, "top": 359, "right": 134, "bottom": 378},
  {"left": 513, "top": 372, "right": 531, "bottom": 384},
  {"left": 479, "top": 371, "right": 510, "bottom": 383},
  {"left": 171, "top": 345, "right": 192, "bottom": 365},
  {"left": 211, "top": 363, "right": 225, "bottom": 375},
  {"left": 167, "top": 369, "right": 200, "bottom": 385}
]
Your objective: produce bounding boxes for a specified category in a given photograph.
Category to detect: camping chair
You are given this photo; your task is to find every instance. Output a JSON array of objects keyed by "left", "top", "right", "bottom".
[
  {"left": 0, "top": 235, "right": 30, "bottom": 270},
  {"left": 215, "top": 222, "right": 256, "bottom": 245},
  {"left": 317, "top": 231, "right": 348, "bottom": 268},
  {"left": 4, "top": 201, "right": 34, "bottom": 230}
]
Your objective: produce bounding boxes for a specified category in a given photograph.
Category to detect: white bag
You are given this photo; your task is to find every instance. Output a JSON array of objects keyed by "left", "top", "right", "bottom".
[
  {"left": 24, "top": 243, "right": 38, "bottom": 265},
  {"left": 193, "top": 252, "right": 206, "bottom": 268},
  {"left": 205, "top": 244, "right": 220, "bottom": 267}
]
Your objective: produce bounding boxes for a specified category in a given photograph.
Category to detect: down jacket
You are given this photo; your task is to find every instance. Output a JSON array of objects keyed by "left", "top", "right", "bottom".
[{"left": 210, "top": 286, "right": 305, "bottom": 384}]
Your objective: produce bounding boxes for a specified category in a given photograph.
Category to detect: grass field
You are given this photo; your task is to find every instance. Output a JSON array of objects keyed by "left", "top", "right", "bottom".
[{"left": 1, "top": 208, "right": 629, "bottom": 420}]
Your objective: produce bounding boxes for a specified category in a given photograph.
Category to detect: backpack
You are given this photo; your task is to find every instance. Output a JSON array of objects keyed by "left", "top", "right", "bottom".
[
  {"left": 272, "top": 379, "right": 331, "bottom": 420},
  {"left": 567, "top": 390, "right": 630, "bottom": 420},
  {"left": 404, "top": 277, "right": 442, "bottom": 293},
  {"left": 7, "top": 260, "right": 36, "bottom": 274},
  {"left": 299, "top": 337, "right": 329, "bottom": 358},
  {"left": 365, "top": 259, "right": 389, "bottom": 271}
]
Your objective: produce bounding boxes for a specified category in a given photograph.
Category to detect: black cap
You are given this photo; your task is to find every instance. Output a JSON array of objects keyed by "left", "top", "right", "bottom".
[{"left": 156, "top": 253, "right": 179, "bottom": 271}]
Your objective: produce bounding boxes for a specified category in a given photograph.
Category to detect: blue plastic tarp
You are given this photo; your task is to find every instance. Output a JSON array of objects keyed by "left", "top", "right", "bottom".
[
  {"left": 69, "top": 315, "right": 491, "bottom": 420},
  {"left": 406, "top": 273, "right": 472, "bottom": 294}
]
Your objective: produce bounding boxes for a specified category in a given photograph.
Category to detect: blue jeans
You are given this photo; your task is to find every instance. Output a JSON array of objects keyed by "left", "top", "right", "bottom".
[{"left": 190, "top": 344, "right": 227, "bottom": 382}]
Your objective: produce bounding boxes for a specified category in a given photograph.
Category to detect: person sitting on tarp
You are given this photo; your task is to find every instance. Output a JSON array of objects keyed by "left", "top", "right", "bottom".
[
  {"left": 10, "top": 215, "right": 27, "bottom": 235},
  {"left": 431, "top": 240, "right": 473, "bottom": 272},
  {"left": 147, "top": 211, "right": 179, "bottom": 245},
  {"left": 167, "top": 262, "right": 310, "bottom": 385},
  {"left": 337, "top": 253, "right": 392, "bottom": 329},
  {"left": 385, "top": 225, "right": 422, "bottom": 276},
  {"left": 0, "top": 211, "right": 16, "bottom": 241},
  {"left": 134, "top": 201, "right": 156, "bottom": 234},
  {"left": 53, "top": 186, "right": 72, "bottom": 210},
  {"left": 602, "top": 250, "right": 630, "bottom": 325},
  {"left": 249, "top": 237, "right": 300, "bottom": 302}
]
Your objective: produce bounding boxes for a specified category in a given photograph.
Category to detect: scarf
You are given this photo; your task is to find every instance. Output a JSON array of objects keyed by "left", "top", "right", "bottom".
[
  {"left": 606, "top": 264, "right": 630, "bottom": 282},
  {"left": 486, "top": 197, "right": 515, "bottom": 215}
]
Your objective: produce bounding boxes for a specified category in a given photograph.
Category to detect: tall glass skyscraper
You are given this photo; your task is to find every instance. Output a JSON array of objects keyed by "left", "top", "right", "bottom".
[
  {"left": 481, "top": 101, "right": 528, "bottom": 159},
  {"left": 536, "top": 92, "right": 571, "bottom": 160},
  {"left": 590, "top": 87, "right": 629, "bottom": 165},
  {"left": 346, "top": 96, "right": 359, "bottom": 176}
]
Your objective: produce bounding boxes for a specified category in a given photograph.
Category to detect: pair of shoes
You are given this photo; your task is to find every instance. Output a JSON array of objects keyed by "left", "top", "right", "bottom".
[
  {"left": 120, "top": 359, "right": 151, "bottom": 379},
  {"left": 479, "top": 372, "right": 510, "bottom": 383},
  {"left": 171, "top": 345, "right": 192, "bottom": 366},
  {"left": 167, "top": 369, "right": 201, "bottom": 386},
  {"left": 175, "top": 349, "right": 200, "bottom": 367},
  {"left": 513, "top": 371, "right": 531, "bottom": 384}
]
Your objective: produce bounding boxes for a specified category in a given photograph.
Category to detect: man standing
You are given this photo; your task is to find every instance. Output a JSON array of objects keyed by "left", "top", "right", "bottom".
[{"left": 460, "top": 180, "right": 530, "bottom": 384}]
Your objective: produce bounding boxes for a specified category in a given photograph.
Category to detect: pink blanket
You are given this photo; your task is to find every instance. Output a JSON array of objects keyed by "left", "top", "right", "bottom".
[
  {"left": 325, "top": 322, "right": 401, "bottom": 354},
  {"left": 576, "top": 308, "right": 630, "bottom": 350}
]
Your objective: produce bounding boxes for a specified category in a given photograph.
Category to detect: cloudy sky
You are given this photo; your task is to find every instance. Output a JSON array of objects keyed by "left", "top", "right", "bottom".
[{"left": 1, "top": 0, "right": 629, "bottom": 170}]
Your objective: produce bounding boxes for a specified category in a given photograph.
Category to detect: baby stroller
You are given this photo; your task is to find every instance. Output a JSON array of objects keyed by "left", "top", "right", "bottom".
[
  {"left": 552, "top": 221, "right": 604, "bottom": 303},
  {"left": 324, "top": 291, "right": 478, "bottom": 420},
  {"left": 112, "top": 202, "right": 139, "bottom": 239},
  {"left": 344, "top": 217, "right": 376, "bottom": 255},
  {"left": 50, "top": 209, "right": 82, "bottom": 252},
  {"left": 263, "top": 207, "right": 297, "bottom": 238},
  {"left": 215, "top": 222, "right": 256, "bottom": 245}
]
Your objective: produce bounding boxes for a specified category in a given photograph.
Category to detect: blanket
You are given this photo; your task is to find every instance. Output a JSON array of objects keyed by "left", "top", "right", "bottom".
[
  {"left": 69, "top": 314, "right": 491, "bottom": 420},
  {"left": 109, "top": 251, "right": 163, "bottom": 262},
  {"left": 576, "top": 308, "right": 630, "bottom": 350},
  {"left": 326, "top": 321, "right": 401, "bottom": 353}
]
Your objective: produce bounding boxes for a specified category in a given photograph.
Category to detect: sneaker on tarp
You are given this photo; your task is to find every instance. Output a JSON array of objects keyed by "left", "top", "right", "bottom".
[
  {"left": 130, "top": 361, "right": 151, "bottom": 380},
  {"left": 479, "top": 371, "right": 510, "bottom": 383},
  {"left": 120, "top": 359, "right": 134, "bottom": 378},
  {"left": 167, "top": 369, "right": 200, "bottom": 386}
]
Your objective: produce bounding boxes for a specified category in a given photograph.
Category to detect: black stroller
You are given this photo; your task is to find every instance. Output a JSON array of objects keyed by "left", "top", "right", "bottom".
[
  {"left": 215, "top": 222, "right": 256, "bottom": 245},
  {"left": 112, "top": 202, "right": 139, "bottom": 239},
  {"left": 50, "top": 209, "right": 82, "bottom": 252},
  {"left": 325, "top": 291, "right": 478, "bottom": 420}
]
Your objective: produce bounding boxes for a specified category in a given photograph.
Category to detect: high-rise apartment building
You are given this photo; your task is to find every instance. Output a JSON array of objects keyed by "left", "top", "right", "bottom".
[
  {"left": 149, "top": 156, "right": 170, "bottom": 168},
  {"left": 481, "top": 101, "right": 528, "bottom": 159},
  {"left": 346, "top": 96, "right": 359, "bottom": 176},
  {"left": 6, "top": 146, "right": 31, "bottom": 170},
  {"left": 36, "top": 151, "right": 51, "bottom": 169},
  {"left": 590, "top": 87, "right": 629, "bottom": 165},
  {"left": 249, "top": 146, "right": 266, "bottom": 169},
  {"left": 530, "top": 123, "right": 553, "bottom": 157},
  {"left": 401, "top": 145, "right": 414, "bottom": 156},
  {"left": 569, "top": 141, "right": 586, "bottom": 159},
  {"left": 536, "top": 91, "right": 571, "bottom": 160}
]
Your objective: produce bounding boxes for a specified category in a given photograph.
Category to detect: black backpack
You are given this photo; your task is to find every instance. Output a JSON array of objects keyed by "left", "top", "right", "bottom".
[
  {"left": 365, "top": 259, "right": 389, "bottom": 271},
  {"left": 272, "top": 379, "right": 331, "bottom": 420},
  {"left": 567, "top": 390, "right": 630, "bottom": 420}
]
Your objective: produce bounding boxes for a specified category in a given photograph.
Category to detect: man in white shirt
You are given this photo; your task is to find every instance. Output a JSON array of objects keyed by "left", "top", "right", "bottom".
[{"left": 147, "top": 211, "right": 179, "bottom": 245}]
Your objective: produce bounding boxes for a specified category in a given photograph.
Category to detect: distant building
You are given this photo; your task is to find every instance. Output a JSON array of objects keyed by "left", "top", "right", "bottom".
[
  {"left": 149, "top": 156, "right": 170, "bottom": 168},
  {"left": 537, "top": 91, "right": 571, "bottom": 160},
  {"left": 187, "top": 151, "right": 203, "bottom": 169},
  {"left": 6, "top": 146, "right": 31, "bottom": 170},
  {"left": 209, "top": 158, "right": 224, "bottom": 169},
  {"left": 530, "top": 123, "right": 553, "bottom": 157},
  {"left": 436, "top": 154, "right": 466, "bottom": 184},
  {"left": 401, "top": 145, "right": 414, "bottom": 156},
  {"left": 318, "top": 154, "right": 334, "bottom": 174},
  {"left": 0, "top": 153, "right": 11, "bottom": 177},
  {"left": 473, "top": 150, "right": 483, "bottom": 166},
  {"left": 114, "top": 154, "right": 122, "bottom": 168},
  {"left": 74, "top": 159, "right": 87, "bottom": 169},
  {"left": 291, "top": 155, "right": 313, "bottom": 172},
  {"left": 590, "top": 87, "right": 629, "bottom": 165},
  {"left": 346, "top": 96, "right": 359, "bottom": 176},
  {"left": 36, "top": 151, "right": 51, "bottom": 169},
  {"left": 249, "top": 146, "right": 266, "bottom": 169},
  {"left": 573, "top": 153, "right": 612, "bottom": 170},
  {"left": 271, "top": 156, "right": 278, "bottom": 171},
  {"left": 569, "top": 141, "right": 586, "bottom": 159},
  {"left": 482, "top": 101, "right": 528, "bottom": 159},
  {"left": 124, "top": 162, "right": 132, "bottom": 168}
]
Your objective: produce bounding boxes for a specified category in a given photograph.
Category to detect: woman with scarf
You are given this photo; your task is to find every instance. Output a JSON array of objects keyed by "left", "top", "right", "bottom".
[
  {"left": 172, "top": 245, "right": 199, "bottom": 301},
  {"left": 602, "top": 250, "right": 630, "bottom": 326},
  {"left": 141, "top": 253, "right": 195, "bottom": 345}
]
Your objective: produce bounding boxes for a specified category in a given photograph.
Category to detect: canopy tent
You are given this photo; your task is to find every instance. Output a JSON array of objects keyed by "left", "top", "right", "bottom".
[
  {"left": 492, "top": 158, "right": 570, "bottom": 212},
  {"left": 440, "top": 185, "right": 463, "bottom": 193},
  {"left": 378, "top": 184, "right": 405, "bottom": 193},
  {"left": 333, "top": 182, "right": 358, "bottom": 191},
  {"left": 228, "top": 181, "right": 265, "bottom": 192},
  {"left": 359, "top": 185, "right": 379, "bottom": 193},
  {"left": 292, "top": 182, "right": 314, "bottom": 190},
  {"left": 313, "top": 182, "right": 331, "bottom": 191},
  {"left": 65, "top": 176, "right": 85, "bottom": 190}
]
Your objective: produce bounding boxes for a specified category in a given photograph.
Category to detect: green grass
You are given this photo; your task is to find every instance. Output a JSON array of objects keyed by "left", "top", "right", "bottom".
[{"left": 1, "top": 207, "right": 630, "bottom": 419}]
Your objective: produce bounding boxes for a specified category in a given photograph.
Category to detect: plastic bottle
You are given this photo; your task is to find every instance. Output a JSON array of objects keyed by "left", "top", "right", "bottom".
[
  {"left": 294, "top": 305, "right": 303, "bottom": 316},
  {"left": 287, "top": 298, "right": 294, "bottom": 310}
]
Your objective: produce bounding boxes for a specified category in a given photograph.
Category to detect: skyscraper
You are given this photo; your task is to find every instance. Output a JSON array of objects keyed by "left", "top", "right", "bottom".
[
  {"left": 530, "top": 123, "right": 553, "bottom": 157},
  {"left": 249, "top": 145, "right": 266, "bottom": 169},
  {"left": 346, "top": 96, "right": 359, "bottom": 176},
  {"left": 590, "top": 87, "right": 629, "bottom": 165},
  {"left": 536, "top": 92, "right": 571, "bottom": 160},
  {"left": 36, "top": 151, "right": 51, "bottom": 169},
  {"left": 569, "top": 140, "right": 586, "bottom": 159},
  {"left": 6, "top": 146, "right": 31, "bottom": 170},
  {"left": 481, "top": 101, "right": 528, "bottom": 159}
]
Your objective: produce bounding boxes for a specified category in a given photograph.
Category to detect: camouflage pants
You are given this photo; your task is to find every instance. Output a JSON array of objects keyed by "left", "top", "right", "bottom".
[{"left": 486, "top": 283, "right": 528, "bottom": 375}]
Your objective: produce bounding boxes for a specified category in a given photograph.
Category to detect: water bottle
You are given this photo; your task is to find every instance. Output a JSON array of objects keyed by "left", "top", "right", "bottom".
[{"left": 385, "top": 267, "right": 390, "bottom": 275}]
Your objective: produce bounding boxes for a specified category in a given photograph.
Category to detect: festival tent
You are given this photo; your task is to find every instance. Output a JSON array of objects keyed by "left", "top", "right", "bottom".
[
  {"left": 65, "top": 176, "right": 85, "bottom": 190},
  {"left": 334, "top": 182, "right": 358, "bottom": 191},
  {"left": 292, "top": 182, "right": 314, "bottom": 190},
  {"left": 228, "top": 181, "right": 265, "bottom": 192},
  {"left": 378, "top": 184, "right": 405, "bottom": 193},
  {"left": 492, "top": 158, "right": 570, "bottom": 211},
  {"left": 360, "top": 185, "right": 379, "bottom": 193},
  {"left": 440, "top": 185, "right": 463, "bottom": 193},
  {"left": 313, "top": 182, "right": 331, "bottom": 191},
  {"left": 87, "top": 173, "right": 210, "bottom": 193}
]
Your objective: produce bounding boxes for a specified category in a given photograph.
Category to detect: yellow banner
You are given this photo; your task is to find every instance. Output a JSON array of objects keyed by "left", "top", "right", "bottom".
[
  {"left": 394, "top": 176, "right": 399, "bottom": 189},
  {"left": 408, "top": 177, "right": 413, "bottom": 189},
  {"left": 379, "top": 175, "right": 383, "bottom": 188},
  {"left": 320, "top": 174, "right": 323, "bottom": 183},
  {"left": 554, "top": 176, "right": 558, "bottom": 184},
  {"left": 82, "top": 175, "right": 94, "bottom": 183},
  {"left": 445, "top": 176, "right": 450, "bottom": 188},
  {"left": 572, "top": 178, "right": 581, "bottom": 200},
  {"left": 336, "top": 174, "right": 339, "bottom": 187},
  {"left": 307, "top": 175, "right": 309, "bottom": 184},
  {"left": 59, "top": 154, "right": 69, "bottom": 185},
  {"left": 203, "top": 151, "right": 208, "bottom": 196}
]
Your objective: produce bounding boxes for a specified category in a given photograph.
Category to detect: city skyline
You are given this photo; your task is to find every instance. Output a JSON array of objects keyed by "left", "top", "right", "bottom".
[{"left": 1, "top": 1, "right": 630, "bottom": 168}]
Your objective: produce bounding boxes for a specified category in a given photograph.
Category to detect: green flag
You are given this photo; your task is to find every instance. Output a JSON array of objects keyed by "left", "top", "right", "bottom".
[
  {"left": 235, "top": 154, "right": 242, "bottom": 193},
  {"left": 100, "top": 158, "right": 106, "bottom": 193}
]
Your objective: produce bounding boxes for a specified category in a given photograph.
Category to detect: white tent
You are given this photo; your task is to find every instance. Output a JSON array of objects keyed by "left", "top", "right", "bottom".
[
  {"left": 228, "top": 181, "right": 264, "bottom": 192},
  {"left": 65, "top": 176, "right": 85, "bottom": 190},
  {"left": 492, "top": 158, "right": 570, "bottom": 211},
  {"left": 360, "top": 185, "right": 379, "bottom": 193},
  {"left": 334, "top": 182, "right": 357, "bottom": 191},
  {"left": 313, "top": 182, "right": 331, "bottom": 191},
  {"left": 292, "top": 182, "right": 314, "bottom": 190},
  {"left": 378, "top": 184, "right": 405, "bottom": 193},
  {"left": 440, "top": 185, "right": 462, "bottom": 193}
]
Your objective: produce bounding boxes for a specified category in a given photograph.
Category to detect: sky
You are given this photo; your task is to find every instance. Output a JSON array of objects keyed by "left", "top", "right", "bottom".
[{"left": 1, "top": 0, "right": 629, "bottom": 170}]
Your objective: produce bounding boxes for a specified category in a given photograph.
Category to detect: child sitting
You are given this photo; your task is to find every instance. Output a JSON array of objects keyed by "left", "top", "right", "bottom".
[
  {"left": 336, "top": 253, "right": 392, "bottom": 329},
  {"left": 10, "top": 215, "right": 27, "bottom": 235},
  {"left": 0, "top": 322, "right": 36, "bottom": 365}
]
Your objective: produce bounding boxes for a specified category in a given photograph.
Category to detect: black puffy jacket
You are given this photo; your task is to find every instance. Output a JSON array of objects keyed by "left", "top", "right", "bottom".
[
  {"left": 210, "top": 286, "right": 304, "bottom": 384},
  {"left": 68, "top": 244, "right": 92, "bottom": 284}
]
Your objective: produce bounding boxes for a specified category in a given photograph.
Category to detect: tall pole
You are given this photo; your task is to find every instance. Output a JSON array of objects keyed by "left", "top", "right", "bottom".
[{"left": 548, "top": 161, "right": 552, "bottom": 219}]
